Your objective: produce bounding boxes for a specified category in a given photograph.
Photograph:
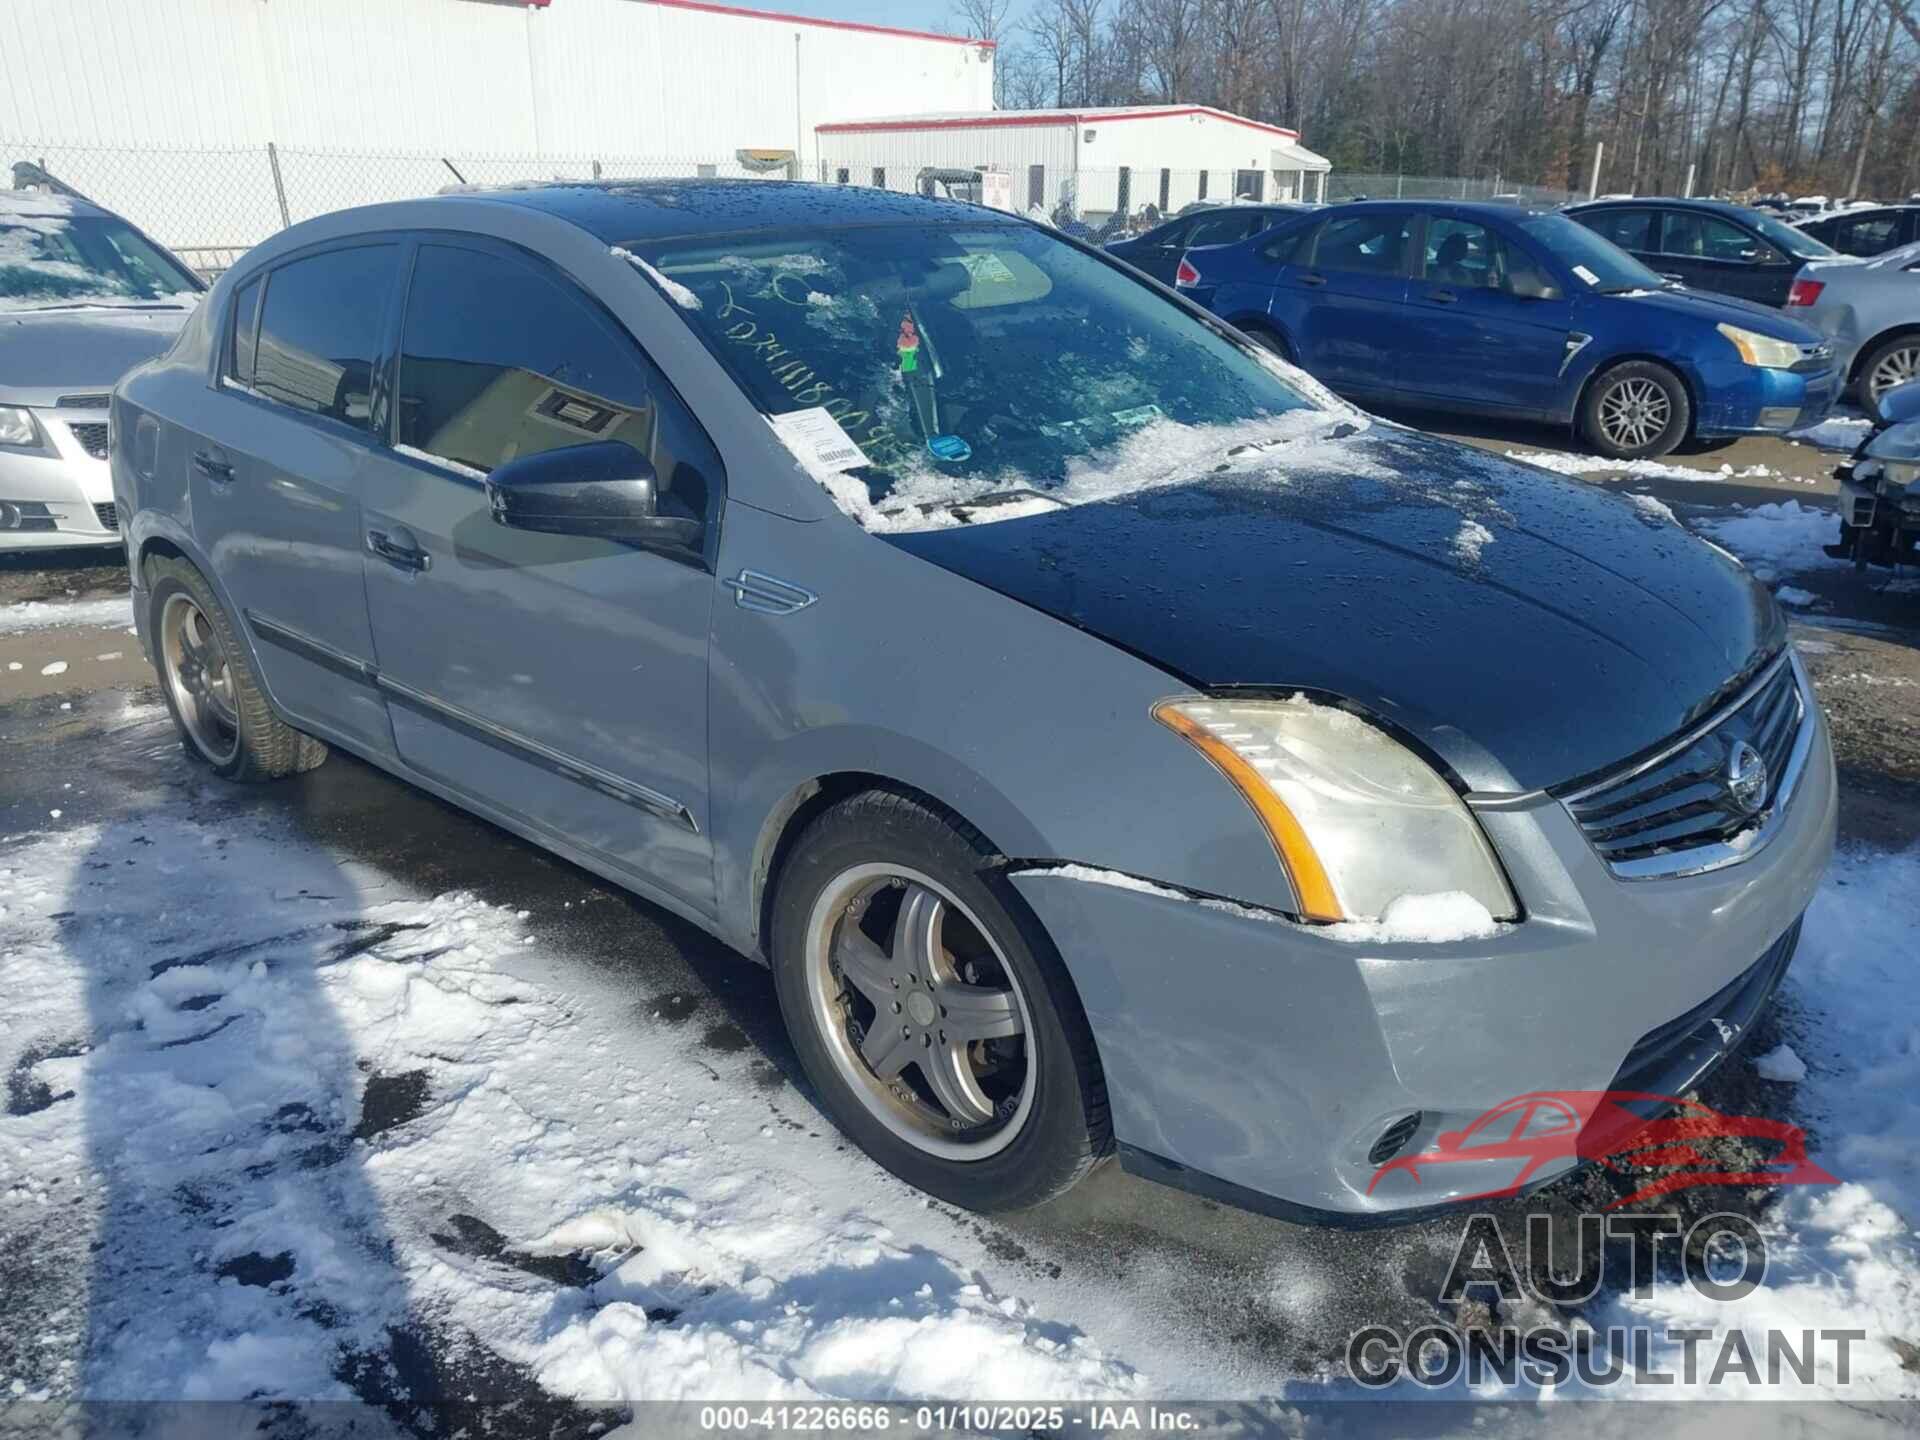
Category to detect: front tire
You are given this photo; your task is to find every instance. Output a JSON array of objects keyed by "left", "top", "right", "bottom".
[
  {"left": 770, "top": 790, "right": 1109, "bottom": 1212},
  {"left": 1580, "top": 360, "right": 1691, "bottom": 460},
  {"left": 146, "top": 555, "right": 328, "bottom": 781}
]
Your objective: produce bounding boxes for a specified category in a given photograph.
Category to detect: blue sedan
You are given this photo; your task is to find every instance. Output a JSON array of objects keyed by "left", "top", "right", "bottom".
[{"left": 1176, "top": 201, "right": 1840, "bottom": 459}]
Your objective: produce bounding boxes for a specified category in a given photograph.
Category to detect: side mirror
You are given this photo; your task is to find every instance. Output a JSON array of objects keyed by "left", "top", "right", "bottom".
[{"left": 486, "top": 440, "right": 702, "bottom": 547}]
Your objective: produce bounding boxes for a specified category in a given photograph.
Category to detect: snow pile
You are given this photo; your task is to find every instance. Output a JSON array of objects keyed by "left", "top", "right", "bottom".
[
  {"left": 1774, "top": 585, "right": 1819, "bottom": 608},
  {"left": 1321, "top": 890, "right": 1501, "bottom": 945},
  {"left": 612, "top": 246, "right": 702, "bottom": 310},
  {"left": 0, "top": 809, "right": 1152, "bottom": 1405},
  {"left": 1452, "top": 519, "right": 1495, "bottom": 564},
  {"left": 1754, "top": 1042, "right": 1809, "bottom": 1082},
  {"left": 0, "top": 596, "right": 135, "bottom": 635},
  {"left": 1506, "top": 449, "right": 1814, "bottom": 486},
  {"left": 1699, "top": 500, "right": 1845, "bottom": 575},
  {"left": 1624, "top": 493, "right": 1678, "bottom": 524},
  {"left": 1791, "top": 414, "right": 1872, "bottom": 452}
]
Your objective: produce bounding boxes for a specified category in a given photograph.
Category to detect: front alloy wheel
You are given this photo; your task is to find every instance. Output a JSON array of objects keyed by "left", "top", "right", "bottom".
[
  {"left": 771, "top": 790, "right": 1109, "bottom": 1211},
  {"left": 806, "top": 864, "right": 1035, "bottom": 1158},
  {"left": 1580, "top": 360, "right": 1691, "bottom": 460}
]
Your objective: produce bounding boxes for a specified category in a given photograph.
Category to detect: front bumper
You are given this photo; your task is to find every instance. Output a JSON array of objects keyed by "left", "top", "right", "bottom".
[
  {"left": 1011, "top": 701, "right": 1837, "bottom": 1222},
  {"left": 0, "top": 407, "right": 123, "bottom": 550},
  {"left": 1695, "top": 362, "right": 1840, "bottom": 438}
]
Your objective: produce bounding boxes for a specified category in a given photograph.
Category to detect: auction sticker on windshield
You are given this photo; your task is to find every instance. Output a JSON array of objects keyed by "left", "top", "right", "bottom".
[{"left": 771, "top": 406, "right": 872, "bottom": 473}]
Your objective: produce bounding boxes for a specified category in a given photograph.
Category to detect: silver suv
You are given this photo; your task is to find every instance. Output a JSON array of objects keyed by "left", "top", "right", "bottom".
[{"left": 1, "top": 185, "right": 203, "bottom": 550}]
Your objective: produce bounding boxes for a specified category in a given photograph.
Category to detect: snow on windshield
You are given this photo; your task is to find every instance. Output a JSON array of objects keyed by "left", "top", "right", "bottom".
[
  {"left": 788, "top": 408, "right": 1380, "bottom": 534},
  {"left": 0, "top": 202, "right": 200, "bottom": 309}
]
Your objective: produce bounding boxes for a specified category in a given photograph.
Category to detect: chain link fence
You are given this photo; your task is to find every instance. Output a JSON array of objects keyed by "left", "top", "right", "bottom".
[{"left": 1324, "top": 171, "right": 1582, "bottom": 207}]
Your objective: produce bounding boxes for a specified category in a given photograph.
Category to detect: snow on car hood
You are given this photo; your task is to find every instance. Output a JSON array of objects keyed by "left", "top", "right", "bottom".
[
  {"left": 889, "top": 425, "right": 1785, "bottom": 793},
  {"left": 0, "top": 304, "right": 194, "bottom": 404}
]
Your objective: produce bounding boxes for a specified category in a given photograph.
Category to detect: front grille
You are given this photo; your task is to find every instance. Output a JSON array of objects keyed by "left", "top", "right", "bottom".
[
  {"left": 56, "top": 393, "right": 110, "bottom": 410},
  {"left": 1564, "top": 655, "right": 1806, "bottom": 874},
  {"left": 93, "top": 502, "right": 119, "bottom": 531},
  {"left": 67, "top": 422, "right": 109, "bottom": 460}
]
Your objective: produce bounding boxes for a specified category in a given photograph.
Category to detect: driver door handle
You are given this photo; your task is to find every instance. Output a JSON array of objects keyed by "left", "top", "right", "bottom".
[
  {"left": 1427, "top": 289, "right": 1459, "bottom": 304},
  {"left": 367, "top": 527, "right": 430, "bottom": 573},
  {"left": 1299, "top": 272, "right": 1327, "bottom": 287},
  {"left": 192, "top": 449, "right": 233, "bottom": 482}
]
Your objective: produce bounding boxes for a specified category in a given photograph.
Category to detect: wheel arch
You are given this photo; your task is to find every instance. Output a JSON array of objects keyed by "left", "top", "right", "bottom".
[
  {"left": 749, "top": 769, "right": 1026, "bottom": 967},
  {"left": 1849, "top": 323, "right": 1920, "bottom": 383},
  {"left": 1573, "top": 352, "right": 1702, "bottom": 440}
]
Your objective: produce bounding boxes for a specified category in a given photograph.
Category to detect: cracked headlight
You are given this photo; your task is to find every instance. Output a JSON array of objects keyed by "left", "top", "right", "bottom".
[
  {"left": 1154, "top": 696, "right": 1517, "bottom": 925},
  {"left": 1716, "top": 323, "right": 1801, "bottom": 369}
]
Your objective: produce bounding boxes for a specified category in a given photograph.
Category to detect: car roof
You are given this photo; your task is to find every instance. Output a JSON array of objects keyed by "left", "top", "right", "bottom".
[
  {"left": 438, "top": 178, "right": 1006, "bottom": 242},
  {"left": 1571, "top": 197, "right": 1761, "bottom": 219},
  {"left": 1314, "top": 198, "right": 1555, "bottom": 220},
  {"left": 0, "top": 188, "right": 113, "bottom": 221}
]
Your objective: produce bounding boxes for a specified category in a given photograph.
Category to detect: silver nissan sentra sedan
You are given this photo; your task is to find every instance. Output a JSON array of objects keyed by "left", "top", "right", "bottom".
[{"left": 111, "top": 181, "right": 1836, "bottom": 1222}]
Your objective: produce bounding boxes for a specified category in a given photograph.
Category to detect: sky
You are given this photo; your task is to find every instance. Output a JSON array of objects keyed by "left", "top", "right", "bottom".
[{"left": 711, "top": 0, "right": 1017, "bottom": 42}]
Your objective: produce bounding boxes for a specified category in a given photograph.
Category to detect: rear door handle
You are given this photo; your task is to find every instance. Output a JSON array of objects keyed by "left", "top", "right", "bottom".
[
  {"left": 1427, "top": 289, "right": 1458, "bottom": 304},
  {"left": 366, "top": 528, "right": 430, "bottom": 573},
  {"left": 192, "top": 449, "right": 233, "bottom": 482},
  {"left": 1299, "top": 272, "right": 1328, "bottom": 287}
]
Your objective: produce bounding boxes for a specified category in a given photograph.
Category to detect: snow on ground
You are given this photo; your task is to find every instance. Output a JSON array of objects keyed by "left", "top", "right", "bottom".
[
  {"left": 0, "top": 808, "right": 1156, "bottom": 1406},
  {"left": 3, "top": 792, "right": 1919, "bottom": 1408},
  {"left": 1789, "top": 414, "right": 1873, "bottom": 452},
  {"left": 0, "top": 596, "right": 135, "bottom": 636},
  {"left": 1506, "top": 450, "right": 1816, "bottom": 486},
  {"left": 1697, "top": 500, "right": 1846, "bottom": 578}
]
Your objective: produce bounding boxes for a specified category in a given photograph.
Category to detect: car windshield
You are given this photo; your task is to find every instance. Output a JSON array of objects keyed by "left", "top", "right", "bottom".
[
  {"left": 624, "top": 221, "right": 1332, "bottom": 526},
  {"left": 1521, "top": 213, "right": 1664, "bottom": 291},
  {"left": 1745, "top": 209, "right": 1837, "bottom": 259},
  {"left": 0, "top": 208, "right": 202, "bottom": 308}
]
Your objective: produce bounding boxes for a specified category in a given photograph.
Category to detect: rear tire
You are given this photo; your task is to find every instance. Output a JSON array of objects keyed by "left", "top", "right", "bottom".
[
  {"left": 770, "top": 789, "right": 1109, "bottom": 1212},
  {"left": 1857, "top": 333, "right": 1920, "bottom": 422},
  {"left": 146, "top": 555, "right": 328, "bottom": 782},
  {"left": 1241, "top": 323, "right": 1293, "bottom": 362},
  {"left": 1580, "top": 360, "right": 1691, "bottom": 460}
]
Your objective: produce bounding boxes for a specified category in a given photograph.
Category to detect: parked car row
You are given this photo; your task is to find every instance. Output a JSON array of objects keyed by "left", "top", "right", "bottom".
[
  {"left": 105, "top": 179, "right": 1836, "bottom": 1222},
  {"left": 1173, "top": 199, "right": 1840, "bottom": 458}
]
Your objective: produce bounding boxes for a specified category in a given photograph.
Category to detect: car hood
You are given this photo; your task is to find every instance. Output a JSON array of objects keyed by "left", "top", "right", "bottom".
[
  {"left": 889, "top": 426, "right": 1784, "bottom": 793},
  {"left": 0, "top": 306, "right": 194, "bottom": 405},
  {"left": 1601, "top": 284, "right": 1820, "bottom": 340}
]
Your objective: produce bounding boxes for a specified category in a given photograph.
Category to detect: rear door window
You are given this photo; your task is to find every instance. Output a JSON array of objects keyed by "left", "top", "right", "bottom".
[
  {"left": 1582, "top": 208, "right": 1655, "bottom": 252},
  {"left": 1310, "top": 213, "right": 1413, "bottom": 276},
  {"left": 1830, "top": 213, "right": 1901, "bottom": 256},
  {"left": 1659, "top": 212, "right": 1764, "bottom": 262},
  {"left": 1185, "top": 212, "right": 1256, "bottom": 248},
  {"left": 251, "top": 245, "right": 398, "bottom": 431}
]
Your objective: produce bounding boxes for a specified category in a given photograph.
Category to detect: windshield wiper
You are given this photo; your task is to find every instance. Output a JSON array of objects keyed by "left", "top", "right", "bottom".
[
  {"left": 1221, "top": 418, "right": 1360, "bottom": 463},
  {"left": 894, "top": 488, "right": 1068, "bottom": 523}
]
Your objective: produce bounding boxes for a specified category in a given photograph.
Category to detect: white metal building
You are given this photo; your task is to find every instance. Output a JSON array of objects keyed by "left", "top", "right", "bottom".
[
  {"left": 2, "top": 0, "right": 995, "bottom": 172},
  {"left": 815, "top": 106, "right": 1332, "bottom": 219}
]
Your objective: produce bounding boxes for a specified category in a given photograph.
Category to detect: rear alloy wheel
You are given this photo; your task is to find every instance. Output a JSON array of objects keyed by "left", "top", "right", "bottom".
[
  {"left": 1859, "top": 335, "right": 1920, "bottom": 421},
  {"left": 771, "top": 790, "right": 1109, "bottom": 1211},
  {"left": 147, "top": 555, "right": 328, "bottom": 781},
  {"left": 1581, "top": 361, "right": 1691, "bottom": 460}
]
